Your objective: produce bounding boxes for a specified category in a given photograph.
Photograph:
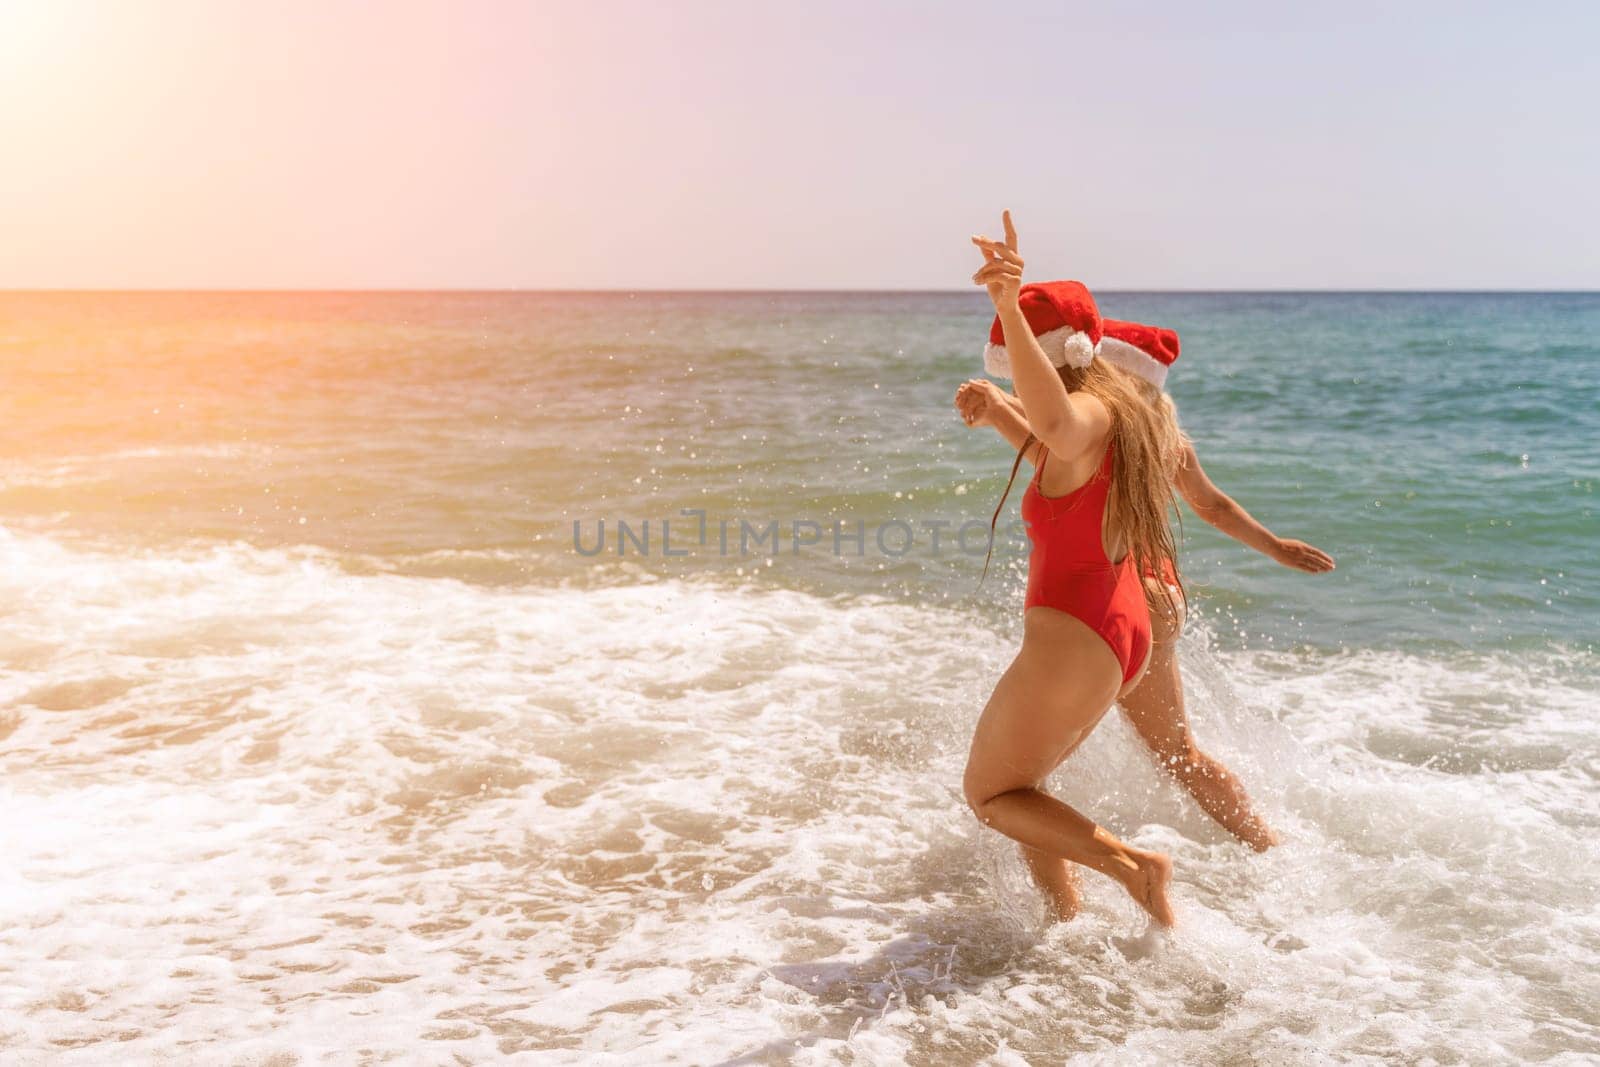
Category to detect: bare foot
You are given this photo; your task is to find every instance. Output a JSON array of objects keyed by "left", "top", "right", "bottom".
[
  {"left": 1240, "top": 817, "right": 1280, "bottom": 853},
  {"left": 1117, "top": 848, "right": 1175, "bottom": 927},
  {"left": 1228, "top": 812, "right": 1280, "bottom": 857},
  {"left": 1045, "top": 890, "right": 1080, "bottom": 924},
  {"left": 1020, "top": 845, "right": 1081, "bottom": 923},
  {"left": 1044, "top": 870, "right": 1081, "bottom": 923}
]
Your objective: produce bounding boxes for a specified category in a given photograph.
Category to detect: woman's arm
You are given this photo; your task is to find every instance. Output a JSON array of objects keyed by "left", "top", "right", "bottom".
[
  {"left": 956, "top": 379, "right": 1043, "bottom": 463},
  {"left": 993, "top": 387, "right": 1027, "bottom": 420},
  {"left": 1174, "top": 442, "right": 1336, "bottom": 572},
  {"left": 971, "top": 213, "right": 1105, "bottom": 461}
]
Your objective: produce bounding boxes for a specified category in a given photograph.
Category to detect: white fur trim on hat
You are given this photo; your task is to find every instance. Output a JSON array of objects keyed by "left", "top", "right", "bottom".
[
  {"left": 1097, "top": 336, "right": 1170, "bottom": 389},
  {"left": 982, "top": 326, "right": 1098, "bottom": 380}
]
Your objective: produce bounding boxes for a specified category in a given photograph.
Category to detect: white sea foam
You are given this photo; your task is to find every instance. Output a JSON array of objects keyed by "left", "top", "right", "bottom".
[{"left": 0, "top": 526, "right": 1596, "bottom": 1063}]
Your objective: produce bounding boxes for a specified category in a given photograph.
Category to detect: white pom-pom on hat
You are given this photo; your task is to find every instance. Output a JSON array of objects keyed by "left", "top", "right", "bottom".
[
  {"left": 983, "top": 325, "right": 1098, "bottom": 378},
  {"left": 982, "top": 280, "right": 1104, "bottom": 381}
]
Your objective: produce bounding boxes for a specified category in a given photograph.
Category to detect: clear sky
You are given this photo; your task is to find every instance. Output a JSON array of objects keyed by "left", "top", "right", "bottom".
[{"left": 2, "top": 0, "right": 1597, "bottom": 289}]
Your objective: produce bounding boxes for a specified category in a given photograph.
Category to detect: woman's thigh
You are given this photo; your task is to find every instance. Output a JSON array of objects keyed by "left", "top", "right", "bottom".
[
  {"left": 1117, "top": 636, "right": 1193, "bottom": 757},
  {"left": 963, "top": 612, "right": 1122, "bottom": 803},
  {"left": 1142, "top": 576, "right": 1187, "bottom": 644}
]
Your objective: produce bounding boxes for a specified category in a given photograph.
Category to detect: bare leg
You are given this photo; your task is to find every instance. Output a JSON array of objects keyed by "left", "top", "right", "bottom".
[
  {"left": 964, "top": 610, "right": 1175, "bottom": 927},
  {"left": 1019, "top": 640, "right": 1156, "bottom": 922},
  {"left": 980, "top": 786, "right": 1176, "bottom": 926},
  {"left": 1119, "top": 579, "right": 1278, "bottom": 852},
  {"left": 1018, "top": 843, "right": 1081, "bottom": 922}
]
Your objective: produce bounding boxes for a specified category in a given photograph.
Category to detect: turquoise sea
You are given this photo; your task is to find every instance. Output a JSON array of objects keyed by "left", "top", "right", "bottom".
[{"left": 1, "top": 291, "right": 1596, "bottom": 1063}]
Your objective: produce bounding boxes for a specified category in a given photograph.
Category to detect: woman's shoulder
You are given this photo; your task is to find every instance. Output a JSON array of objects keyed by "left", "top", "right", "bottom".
[{"left": 1067, "top": 390, "right": 1113, "bottom": 433}]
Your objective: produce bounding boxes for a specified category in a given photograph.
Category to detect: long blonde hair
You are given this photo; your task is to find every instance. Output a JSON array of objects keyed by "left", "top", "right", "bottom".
[{"left": 983, "top": 359, "right": 1188, "bottom": 611}]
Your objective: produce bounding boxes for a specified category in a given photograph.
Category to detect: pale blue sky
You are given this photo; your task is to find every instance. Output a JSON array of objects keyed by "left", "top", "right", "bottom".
[{"left": 3, "top": 0, "right": 1597, "bottom": 288}]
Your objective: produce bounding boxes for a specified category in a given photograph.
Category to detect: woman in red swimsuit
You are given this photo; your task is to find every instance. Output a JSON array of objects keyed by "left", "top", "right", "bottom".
[
  {"left": 957, "top": 213, "right": 1184, "bottom": 928},
  {"left": 970, "top": 320, "right": 1335, "bottom": 854}
]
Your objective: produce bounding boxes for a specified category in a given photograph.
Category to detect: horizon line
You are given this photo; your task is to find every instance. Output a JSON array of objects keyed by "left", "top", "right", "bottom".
[{"left": 4, "top": 286, "right": 1599, "bottom": 295}]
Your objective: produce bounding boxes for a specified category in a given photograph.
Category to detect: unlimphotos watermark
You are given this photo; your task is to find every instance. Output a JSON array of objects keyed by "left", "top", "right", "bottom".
[{"left": 572, "top": 509, "right": 1029, "bottom": 559}]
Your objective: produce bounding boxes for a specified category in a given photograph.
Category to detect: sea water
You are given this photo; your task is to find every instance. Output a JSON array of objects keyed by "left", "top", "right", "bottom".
[{"left": 0, "top": 291, "right": 1595, "bottom": 1063}]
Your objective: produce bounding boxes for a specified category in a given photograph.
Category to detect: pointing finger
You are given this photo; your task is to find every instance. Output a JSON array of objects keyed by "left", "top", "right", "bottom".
[{"left": 1002, "top": 210, "right": 1018, "bottom": 251}]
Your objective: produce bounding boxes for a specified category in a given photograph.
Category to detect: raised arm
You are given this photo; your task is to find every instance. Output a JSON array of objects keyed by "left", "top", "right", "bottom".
[
  {"left": 1174, "top": 442, "right": 1335, "bottom": 573},
  {"left": 971, "top": 212, "right": 1104, "bottom": 462}
]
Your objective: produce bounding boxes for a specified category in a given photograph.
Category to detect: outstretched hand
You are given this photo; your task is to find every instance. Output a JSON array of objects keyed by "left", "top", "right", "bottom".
[
  {"left": 971, "top": 210, "right": 1023, "bottom": 312},
  {"left": 954, "top": 378, "right": 1005, "bottom": 428},
  {"left": 1272, "top": 538, "right": 1336, "bottom": 573}
]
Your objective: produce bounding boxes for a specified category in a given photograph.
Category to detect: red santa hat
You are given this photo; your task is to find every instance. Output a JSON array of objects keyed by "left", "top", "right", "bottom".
[
  {"left": 982, "top": 280, "right": 1103, "bottom": 380},
  {"left": 1098, "top": 318, "right": 1180, "bottom": 390}
]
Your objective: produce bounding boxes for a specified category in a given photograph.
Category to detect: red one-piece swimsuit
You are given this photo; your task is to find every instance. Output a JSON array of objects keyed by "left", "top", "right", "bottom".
[{"left": 1021, "top": 439, "right": 1153, "bottom": 686}]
